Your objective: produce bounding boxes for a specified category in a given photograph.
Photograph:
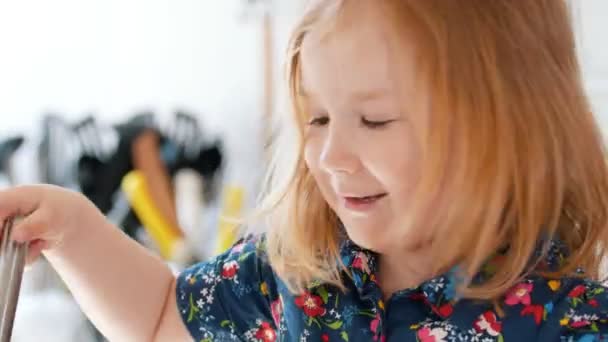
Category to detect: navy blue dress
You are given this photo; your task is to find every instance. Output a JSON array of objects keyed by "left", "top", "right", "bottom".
[{"left": 176, "top": 236, "right": 608, "bottom": 341}]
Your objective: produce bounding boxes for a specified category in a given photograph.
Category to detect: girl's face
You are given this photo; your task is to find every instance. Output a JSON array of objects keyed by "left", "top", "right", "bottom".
[{"left": 301, "top": 2, "right": 430, "bottom": 253}]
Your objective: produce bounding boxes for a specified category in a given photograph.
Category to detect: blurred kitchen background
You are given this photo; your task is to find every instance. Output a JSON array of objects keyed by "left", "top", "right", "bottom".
[{"left": 0, "top": 0, "right": 606, "bottom": 341}]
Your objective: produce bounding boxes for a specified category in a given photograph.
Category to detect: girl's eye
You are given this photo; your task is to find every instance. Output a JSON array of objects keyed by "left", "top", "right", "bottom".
[
  {"left": 308, "top": 116, "right": 329, "bottom": 126},
  {"left": 361, "top": 117, "right": 395, "bottom": 129}
]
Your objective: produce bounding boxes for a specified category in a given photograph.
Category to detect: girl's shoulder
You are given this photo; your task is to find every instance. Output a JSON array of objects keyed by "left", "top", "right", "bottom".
[
  {"left": 178, "top": 234, "right": 272, "bottom": 288},
  {"left": 498, "top": 274, "right": 608, "bottom": 340},
  {"left": 542, "top": 276, "right": 608, "bottom": 340},
  {"left": 176, "top": 234, "right": 275, "bottom": 302},
  {"left": 175, "top": 235, "right": 279, "bottom": 341}
]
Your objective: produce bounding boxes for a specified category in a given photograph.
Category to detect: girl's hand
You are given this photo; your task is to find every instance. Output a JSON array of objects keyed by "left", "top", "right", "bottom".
[{"left": 0, "top": 184, "right": 104, "bottom": 264}]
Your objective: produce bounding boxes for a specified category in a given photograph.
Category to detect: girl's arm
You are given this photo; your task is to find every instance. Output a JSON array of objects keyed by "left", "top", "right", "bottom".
[
  {"left": 0, "top": 185, "right": 192, "bottom": 341},
  {"left": 44, "top": 214, "right": 192, "bottom": 341}
]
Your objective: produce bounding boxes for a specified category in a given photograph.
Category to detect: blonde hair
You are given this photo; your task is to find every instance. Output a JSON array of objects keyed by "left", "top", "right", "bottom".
[{"left": 257, "top": 0, "right": 608, "bottom": 301}]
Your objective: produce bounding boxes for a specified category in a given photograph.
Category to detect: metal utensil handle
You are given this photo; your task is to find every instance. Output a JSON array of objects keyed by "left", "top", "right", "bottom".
[{"left": 0, "top": 217, "right": 27, "bottom": 342}]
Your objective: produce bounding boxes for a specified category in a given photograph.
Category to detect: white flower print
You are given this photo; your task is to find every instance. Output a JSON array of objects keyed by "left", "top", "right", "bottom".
[{"left": 430, "top": 327, "right": 449, "bottom": 340}]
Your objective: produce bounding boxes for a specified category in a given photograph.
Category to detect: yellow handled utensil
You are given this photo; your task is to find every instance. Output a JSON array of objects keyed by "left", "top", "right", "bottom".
[{"left": 122, "top": 171, "right": 190, "bottom": 264}]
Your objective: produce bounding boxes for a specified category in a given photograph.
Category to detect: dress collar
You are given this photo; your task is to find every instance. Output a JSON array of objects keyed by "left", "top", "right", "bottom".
[{"left": 338, "top": 236, "right": 571, "bottom": 311}]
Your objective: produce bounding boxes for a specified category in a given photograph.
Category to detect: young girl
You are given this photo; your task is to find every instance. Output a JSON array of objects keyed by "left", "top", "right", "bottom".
[{"left": 3, "top": 1, "right": 608, "bottom": 341}]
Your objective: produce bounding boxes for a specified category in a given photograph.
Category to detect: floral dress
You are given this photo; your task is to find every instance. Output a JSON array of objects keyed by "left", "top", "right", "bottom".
[{"left": 176, "top": 236, "right": 608, "bottom": 341}]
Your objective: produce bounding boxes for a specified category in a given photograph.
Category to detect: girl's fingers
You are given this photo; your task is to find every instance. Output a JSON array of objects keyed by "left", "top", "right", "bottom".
[
  {"left": 10, "top": 210, "right": 49, "bottom": 243},
  {"left": 25, "top": 239, "right": 48, "bottom": 266},
  {"left": 0, "top": 186, "right": 42, "bottom": 219}
]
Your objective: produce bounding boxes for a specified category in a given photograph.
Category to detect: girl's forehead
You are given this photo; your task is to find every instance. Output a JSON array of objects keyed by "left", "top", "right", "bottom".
[
  {"left": 300, "top": 28, "right": 392, "bottom": 88},
  {"left": 299, "top": 12, "right": 422, "bottom": 104}
]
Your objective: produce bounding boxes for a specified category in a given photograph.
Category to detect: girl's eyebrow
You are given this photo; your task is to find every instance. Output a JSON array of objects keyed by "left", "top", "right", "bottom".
[{"left": 298, "top": 86, "right": 390, "bottom": 102}]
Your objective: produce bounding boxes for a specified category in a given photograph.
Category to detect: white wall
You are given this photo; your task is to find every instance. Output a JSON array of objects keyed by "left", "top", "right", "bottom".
[
  {"left": 0, "top": 0, "right": 289, "bottom": 206},
  {"left": 0, "top": 0, "right": 267, "bottom": 133},
  {"left": 578, "top": 0, "right": 608, "bottom": 129}
]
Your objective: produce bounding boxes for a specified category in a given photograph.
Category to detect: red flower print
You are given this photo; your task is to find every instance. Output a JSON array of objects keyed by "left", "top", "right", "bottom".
[
  {"left": 271, "top": 298, "right": 283, "bottom": 326},
  {"left": 352, "top": 252, "right": 371, "bottom": 274},
  {"left": 568, "top": 285, "right": 587, "bottom": 298},
  {"left": 521, "top": 304, "right": 544, "bottom": 325},
  {"left": 417, "top": 328, "right": 432, "bottom": 342},
  {"left": 505, "top": 282, "right": 534, "bottom": 306},
  {"left": 410, "top": 293, "right": 426, "bottom": 301},
  {"left": 570, "top": 319, "right": 591, "bottom": 328},
  {"left": 321, "top": 334, "right": 329, "bottom": 342},
  {"left": 474, "top": 311, "right": 503, "bottom": 336},
  {"left": 254, "top": 322, "right": 276, "bottom": 342},
  {"left": 589, "top": 299, "right": 599, "bottom": 307},
  {"left": 370, "top": 314, "right": 381, "bottom": 334},
  {"left": 295, "top": 292, "right": 326, "bottom": 317},
  {"left": 417, "top": 326, "right": 449, "bottom": 342},
  {"left": 433, "top": 303, "right": 454, "bottom": 318},
  {"left": 221, "top": 260, "right": 239, "bottom": 279}
]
